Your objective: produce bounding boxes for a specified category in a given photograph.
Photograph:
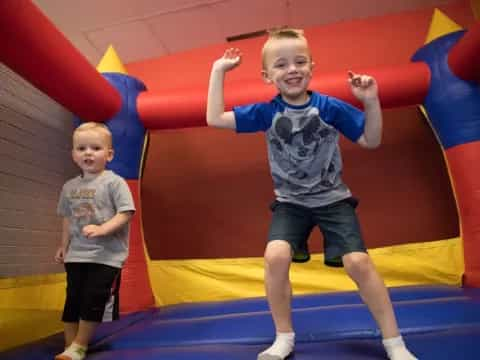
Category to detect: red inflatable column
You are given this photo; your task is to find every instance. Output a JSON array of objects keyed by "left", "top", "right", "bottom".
[
  {"left": 446, "top": 142, "right": 480, "bottom": 287},
  {"left": 122, "top": 180, "right": 155, "bottom": 313}
]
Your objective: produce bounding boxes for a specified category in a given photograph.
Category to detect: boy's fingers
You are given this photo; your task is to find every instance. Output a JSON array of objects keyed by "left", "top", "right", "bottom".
[
  {"left": 225, "top": 47, "right": 240, "bottom": 57},
  {"left": 361, "top": 76, "right": 373, "bottom": 87},
  {"left": 224, "top": 48, "right": 242, "bottom": 59},
  {"left": 348, "top": 72, "right": 376, "bottom": 88},
  {"left": 351, "top": 78, "right": 361, "bottom": 87},
  {"left": 347, "top": 71, "right": 363, "bottom": 87}
]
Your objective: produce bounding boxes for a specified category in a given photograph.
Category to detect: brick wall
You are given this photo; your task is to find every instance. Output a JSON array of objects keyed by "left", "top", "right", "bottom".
[{"left": 0, "top": 63, "right": 77, "bottom": 277}]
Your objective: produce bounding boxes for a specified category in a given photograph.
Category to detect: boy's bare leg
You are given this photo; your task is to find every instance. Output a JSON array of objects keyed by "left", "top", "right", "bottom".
[
  {"left": 258, "top": 240, "right": 295, "bottom": 360},
  {"left": 265, "top": 240, "right": 293, "bottom": 332},
  {"left": 343, "top": 252, "right": 398, "bottom": 337},
  {"left": 343, "top": 252, "right": 417, "bottom": 360}
]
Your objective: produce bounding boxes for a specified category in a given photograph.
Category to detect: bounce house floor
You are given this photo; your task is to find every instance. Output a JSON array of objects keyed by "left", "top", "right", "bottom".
[{"left": 1, "top": 285, "right": 479, "bottom": 360}]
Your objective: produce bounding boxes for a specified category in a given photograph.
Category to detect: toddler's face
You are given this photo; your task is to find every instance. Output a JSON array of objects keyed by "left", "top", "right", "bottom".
[
  {"left": 72, "top": 130, "right": 113, "bottom": 175},
  {"left": 262, "top": 37, "right": 313, "bottom": 105}
]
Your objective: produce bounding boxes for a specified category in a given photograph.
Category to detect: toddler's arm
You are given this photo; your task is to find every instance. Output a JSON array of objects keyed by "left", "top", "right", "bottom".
[
  {"left": 206, "top": 48, "right": 242, "bottom": 129},
  {"left": 82, "top": 211, "right": 134, "bottom": 239},
  {"left": 54, "top": 218, "right": 70, "bottom": 263}
]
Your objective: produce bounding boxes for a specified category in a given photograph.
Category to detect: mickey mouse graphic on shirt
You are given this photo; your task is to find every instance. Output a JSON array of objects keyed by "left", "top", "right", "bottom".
[{"left": 267, "top": 107, "right": 340, "bottom": 193}]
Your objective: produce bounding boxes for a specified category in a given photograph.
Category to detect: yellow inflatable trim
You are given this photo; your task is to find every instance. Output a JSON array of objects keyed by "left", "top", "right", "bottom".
[{"left": 149, "top": 238, "right": 464, "bottom": 306}]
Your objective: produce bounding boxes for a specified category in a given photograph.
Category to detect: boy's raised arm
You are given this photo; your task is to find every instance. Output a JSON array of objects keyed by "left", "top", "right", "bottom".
[
  {"left": 360, "top": 96, "right": 382, "bottom": 148},
  {"left": 348, "top": 71, "right": 383, "bottom": 149},
  {"left": 206, "top": 48, "right": 242, "bottom": 129}
]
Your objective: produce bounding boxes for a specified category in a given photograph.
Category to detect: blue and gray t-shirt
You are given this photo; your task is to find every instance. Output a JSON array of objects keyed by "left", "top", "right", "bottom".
[{"left": 234, "top": 91, "right": 365, "bottom": 207}]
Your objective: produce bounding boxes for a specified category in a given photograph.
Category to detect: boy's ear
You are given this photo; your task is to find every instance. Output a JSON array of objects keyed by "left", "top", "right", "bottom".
[
  {"left": 107, "top": 148, "right": 114, "bottom": 162},
  {"left": 261, "top": 70, "right": 273, "bottom": 84}
]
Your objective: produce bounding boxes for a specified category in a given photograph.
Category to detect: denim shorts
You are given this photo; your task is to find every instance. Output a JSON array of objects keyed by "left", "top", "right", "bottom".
[{"left": 268, "top": 197, "right": 367, "bottom": 267}]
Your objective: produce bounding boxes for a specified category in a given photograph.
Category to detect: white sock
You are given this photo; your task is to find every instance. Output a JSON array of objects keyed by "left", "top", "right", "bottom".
[
  {"left": 382, "top": 336, "right": 418, "bottom": 360},
  {"left": 257, "top": 332, "right": 295, "bottom": 360},
  {"left": 55, "top": 342, "right": 87, "bottom": 360}
]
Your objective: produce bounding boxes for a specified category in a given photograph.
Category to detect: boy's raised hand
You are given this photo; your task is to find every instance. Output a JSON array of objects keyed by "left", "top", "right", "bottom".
[
  {"left": 213, "top": 48, "right": 242, "bottom": 72},
  {"left": 348, "top": 71, "right": 378, "bottom": 103}
]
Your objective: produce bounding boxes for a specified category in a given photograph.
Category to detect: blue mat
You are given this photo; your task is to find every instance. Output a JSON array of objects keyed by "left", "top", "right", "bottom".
[{"left": 2, "top": 285, "right": 479, "bottom": 360}]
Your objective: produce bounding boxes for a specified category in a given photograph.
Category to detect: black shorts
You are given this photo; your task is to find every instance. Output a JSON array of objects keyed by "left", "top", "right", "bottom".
[
  {"left": 63, "top": 263, "right": 121, "bottom": 323},
  {"left": 268, "top": 197, "right": 367, "bottom": 267}
]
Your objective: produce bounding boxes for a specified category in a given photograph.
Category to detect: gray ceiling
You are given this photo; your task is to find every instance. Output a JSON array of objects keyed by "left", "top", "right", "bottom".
[{"left": 33, "top": 0, "right": 456, "bottom": 65}]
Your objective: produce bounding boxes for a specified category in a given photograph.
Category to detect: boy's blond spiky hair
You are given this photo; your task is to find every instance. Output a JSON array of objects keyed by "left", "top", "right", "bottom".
[
  {"left": 73, "top": 122, "right": 113, "bottom": 148},
  {"left": 261, "top": 27, "right": 309, "bottom": 68},
  {"left": 267, "top": 27, "right": 305, "bottom": 39}
]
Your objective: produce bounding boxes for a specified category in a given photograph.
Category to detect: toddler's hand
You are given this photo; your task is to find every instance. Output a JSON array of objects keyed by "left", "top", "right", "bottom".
[
  {"left": 213, "top": 48, "right": 242, "bottom": 72},
  {"left": 82, "top": 224, "right": 105, "bottom": 238},
  {"left": 54, "top": 246, "right": 66, "bottom": 263},
  {"left": 348, "top": 71, "right": 378, "bottom": 103}
]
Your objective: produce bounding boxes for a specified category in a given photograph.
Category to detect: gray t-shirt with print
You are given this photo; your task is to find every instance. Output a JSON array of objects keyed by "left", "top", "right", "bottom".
[{"left": 57, "top": 170, "right": 135, "bottom": 268}]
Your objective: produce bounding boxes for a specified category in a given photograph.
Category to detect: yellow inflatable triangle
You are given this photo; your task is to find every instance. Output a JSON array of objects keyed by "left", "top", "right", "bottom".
[
  {"left": 424, "top": 8, "right": 463, "bottom": 44},
  {"left": 96, "top": 45, "right": 128, "bottom": 74}
]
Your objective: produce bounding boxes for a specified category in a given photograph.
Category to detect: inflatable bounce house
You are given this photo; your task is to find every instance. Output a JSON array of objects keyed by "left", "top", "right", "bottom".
[{"left": 1, "top": 0, "right": 479, "bottom": 359}]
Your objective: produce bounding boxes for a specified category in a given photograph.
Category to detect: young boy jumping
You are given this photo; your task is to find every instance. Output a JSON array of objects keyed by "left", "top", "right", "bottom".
[{"left": 206, "top": 28, "right": 417, "bottom": 360}]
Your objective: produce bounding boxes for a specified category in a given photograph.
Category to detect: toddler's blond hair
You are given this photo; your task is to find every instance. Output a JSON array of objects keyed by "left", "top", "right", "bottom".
[{"left": 73, "top": 122, "right": 112, "bottom": 148}]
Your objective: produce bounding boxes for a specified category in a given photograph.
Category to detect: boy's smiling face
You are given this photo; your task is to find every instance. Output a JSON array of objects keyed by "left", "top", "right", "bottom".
[{"left": 262, "top": 37, "right": 313, "bottom": 105}]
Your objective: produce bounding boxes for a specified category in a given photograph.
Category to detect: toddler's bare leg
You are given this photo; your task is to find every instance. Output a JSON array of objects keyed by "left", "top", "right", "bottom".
[
  {"left": 55, "top": 320, "right": 98, "bottom": 360},
  {"left": 63, "top": 322, "right": 79, "bottom": 347}
]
